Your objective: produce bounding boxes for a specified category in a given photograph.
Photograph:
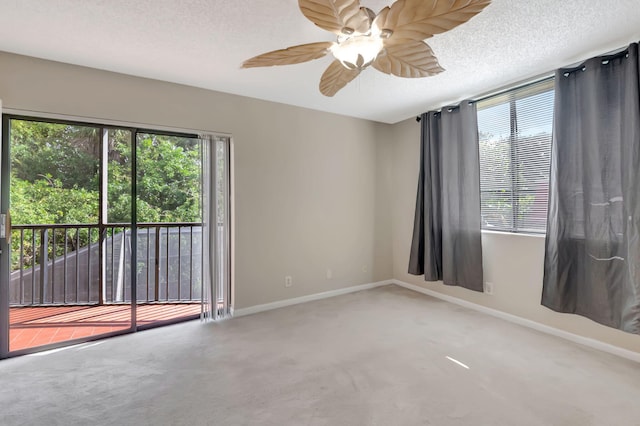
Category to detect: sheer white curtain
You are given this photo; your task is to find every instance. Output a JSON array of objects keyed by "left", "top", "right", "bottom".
[{"left": 200, "top": 134, "right": 231, "bottom": 321}]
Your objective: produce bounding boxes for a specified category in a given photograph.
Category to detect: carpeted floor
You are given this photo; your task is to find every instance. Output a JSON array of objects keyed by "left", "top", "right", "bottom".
[{"left": 1, "top": 284, "right": 639, "bottom": 426}]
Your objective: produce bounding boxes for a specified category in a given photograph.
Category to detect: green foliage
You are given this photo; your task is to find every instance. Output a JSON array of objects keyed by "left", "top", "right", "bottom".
[
  {"left": 10, "top": 121, "right": 202, "bottom": 226},
  {"left": 11, "top": 120, "right": 99, "bottom": 191},
  {"left": 12, "top": 176, "right": 98, "bottom": 225},
  {"left": 135, "top": 134, "right": 201, "bottom": 223}
]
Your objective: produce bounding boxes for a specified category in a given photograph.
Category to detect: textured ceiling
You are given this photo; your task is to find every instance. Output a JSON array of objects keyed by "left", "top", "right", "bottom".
[{"left": 0, "top": 0, "right": 639, "bottom": 123}]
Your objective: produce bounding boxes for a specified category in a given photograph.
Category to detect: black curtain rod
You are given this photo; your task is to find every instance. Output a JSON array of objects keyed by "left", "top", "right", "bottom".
[
  {"left": 561, "top": 47, "right": 631, "bottom": 76},
  {"left": 415, "top": 41, "right": 636, "bottom": 123},
  {"left": 415, "top": 74, "right": 554, "bottom": 123}
]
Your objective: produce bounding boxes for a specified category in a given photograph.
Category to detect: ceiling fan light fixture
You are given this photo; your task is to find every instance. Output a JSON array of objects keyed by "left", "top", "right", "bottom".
[
  {"left": 330, "top": 34, "right": 383, "bottom": 70},
  {"left": 242, "top": 0, "right": 492, "bottom": 96}
]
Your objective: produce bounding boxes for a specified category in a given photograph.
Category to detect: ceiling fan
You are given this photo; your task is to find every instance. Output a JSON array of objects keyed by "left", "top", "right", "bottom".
[{"left": 242, "top": 0, "right": 491, "bottom": 97}]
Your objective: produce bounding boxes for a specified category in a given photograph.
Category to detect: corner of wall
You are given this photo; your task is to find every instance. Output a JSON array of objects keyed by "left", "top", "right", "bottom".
[{"left": 373, "top": 122, "right": 395, "bottom": 281}]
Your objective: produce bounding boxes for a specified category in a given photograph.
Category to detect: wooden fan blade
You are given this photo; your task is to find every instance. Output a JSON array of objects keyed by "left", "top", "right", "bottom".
[
  {"left": 372, "top": 40, "right": 444, "bottom": 78},
  {"left": 242, "top": 42, "right": 333, "bottom": 68},
  {"left": 299, "top": 0, "right": 372, "bottom": 35},
  {"left": 319, "top": 60, "right": 361, "bottom": 96},
  {"left": 374, "top": 0, "right": 491, "bottom": 42}
]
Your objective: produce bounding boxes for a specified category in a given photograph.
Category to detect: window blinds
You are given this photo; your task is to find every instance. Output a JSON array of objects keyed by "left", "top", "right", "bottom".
[{"left": 477, "top": 78, "right": 555, "bottom": 233}]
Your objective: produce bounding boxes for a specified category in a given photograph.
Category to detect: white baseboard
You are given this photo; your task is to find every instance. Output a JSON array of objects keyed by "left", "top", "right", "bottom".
[
  {"left": 393, "top": 280, "right": 640, "bottom": 364},
  {"left": 234, "top": 280, "right": 393, "bottom": 317}
]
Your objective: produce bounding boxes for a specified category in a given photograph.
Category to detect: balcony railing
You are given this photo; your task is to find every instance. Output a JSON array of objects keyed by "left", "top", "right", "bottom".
[{"left": 9, "top": 223, "right": 203, "bottom": 306}]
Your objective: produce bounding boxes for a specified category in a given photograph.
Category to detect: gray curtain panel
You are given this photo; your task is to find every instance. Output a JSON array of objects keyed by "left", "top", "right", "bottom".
[
  {"left": 542, "top": 43, "right": 640, "bottom": 334},
  {"left": 409, "top": 102, "right": 484, "bottom": 291}
]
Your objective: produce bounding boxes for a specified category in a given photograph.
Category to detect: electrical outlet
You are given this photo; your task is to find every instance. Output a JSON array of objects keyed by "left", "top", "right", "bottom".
[
  {"left": 362, "top": 264, "right": 368, "bottom": 273},
  {"left": 484, "top": 282, "right": 494, "bottom": 295},
  {"left": 326, "top": 269, "right": 333, "bottom": 280},
  {"left": 285, "top": 276, "right": 293, "bottom": 288}
]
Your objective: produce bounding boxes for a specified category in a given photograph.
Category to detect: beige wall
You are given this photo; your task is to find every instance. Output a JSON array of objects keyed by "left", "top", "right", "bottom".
[
  {"left": 390, "top": 117, "right": 640, "bottom": 354},
  {"left": 0, "top": 51, "right": 393, "bottom": 309}
]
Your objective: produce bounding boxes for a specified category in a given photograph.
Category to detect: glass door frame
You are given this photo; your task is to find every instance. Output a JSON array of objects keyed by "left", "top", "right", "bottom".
[
  {"left": 1, "top": 113, "right": 10, "bottom": 358},
  {"left": 0, "top": 113, "right": 222, "bottom": 359},
  {"left": 132, "top": 128, "right": 203, "bottom": 330},
  {"left": 0, "top": 115, "right": 140, "bottom": 357}
]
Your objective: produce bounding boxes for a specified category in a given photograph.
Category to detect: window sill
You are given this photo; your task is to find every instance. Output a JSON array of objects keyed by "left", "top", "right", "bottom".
[{"left": 481, "top": 229, "right": 546, "bottom": 239}]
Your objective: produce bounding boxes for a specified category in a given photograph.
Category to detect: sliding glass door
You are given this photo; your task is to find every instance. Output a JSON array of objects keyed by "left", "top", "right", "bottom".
[
  {"left": 0, "top": 115, "right": 232, "bottom": 357},
  {"left": 134, "top": 131, "right": 205, "bottom": 327},
  {"left": 1, "top": 118, "right": 133, "bottom": 354}
]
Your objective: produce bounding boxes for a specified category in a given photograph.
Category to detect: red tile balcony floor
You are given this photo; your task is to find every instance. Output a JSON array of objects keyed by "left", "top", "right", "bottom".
[{"left": 9, "top": 303, "right": 202, "bottom": 352}]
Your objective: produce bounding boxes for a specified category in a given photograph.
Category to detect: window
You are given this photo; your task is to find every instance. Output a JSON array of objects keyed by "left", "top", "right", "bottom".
[{"left": 477, "top": 78, "right": 555, "bottom": 233}]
